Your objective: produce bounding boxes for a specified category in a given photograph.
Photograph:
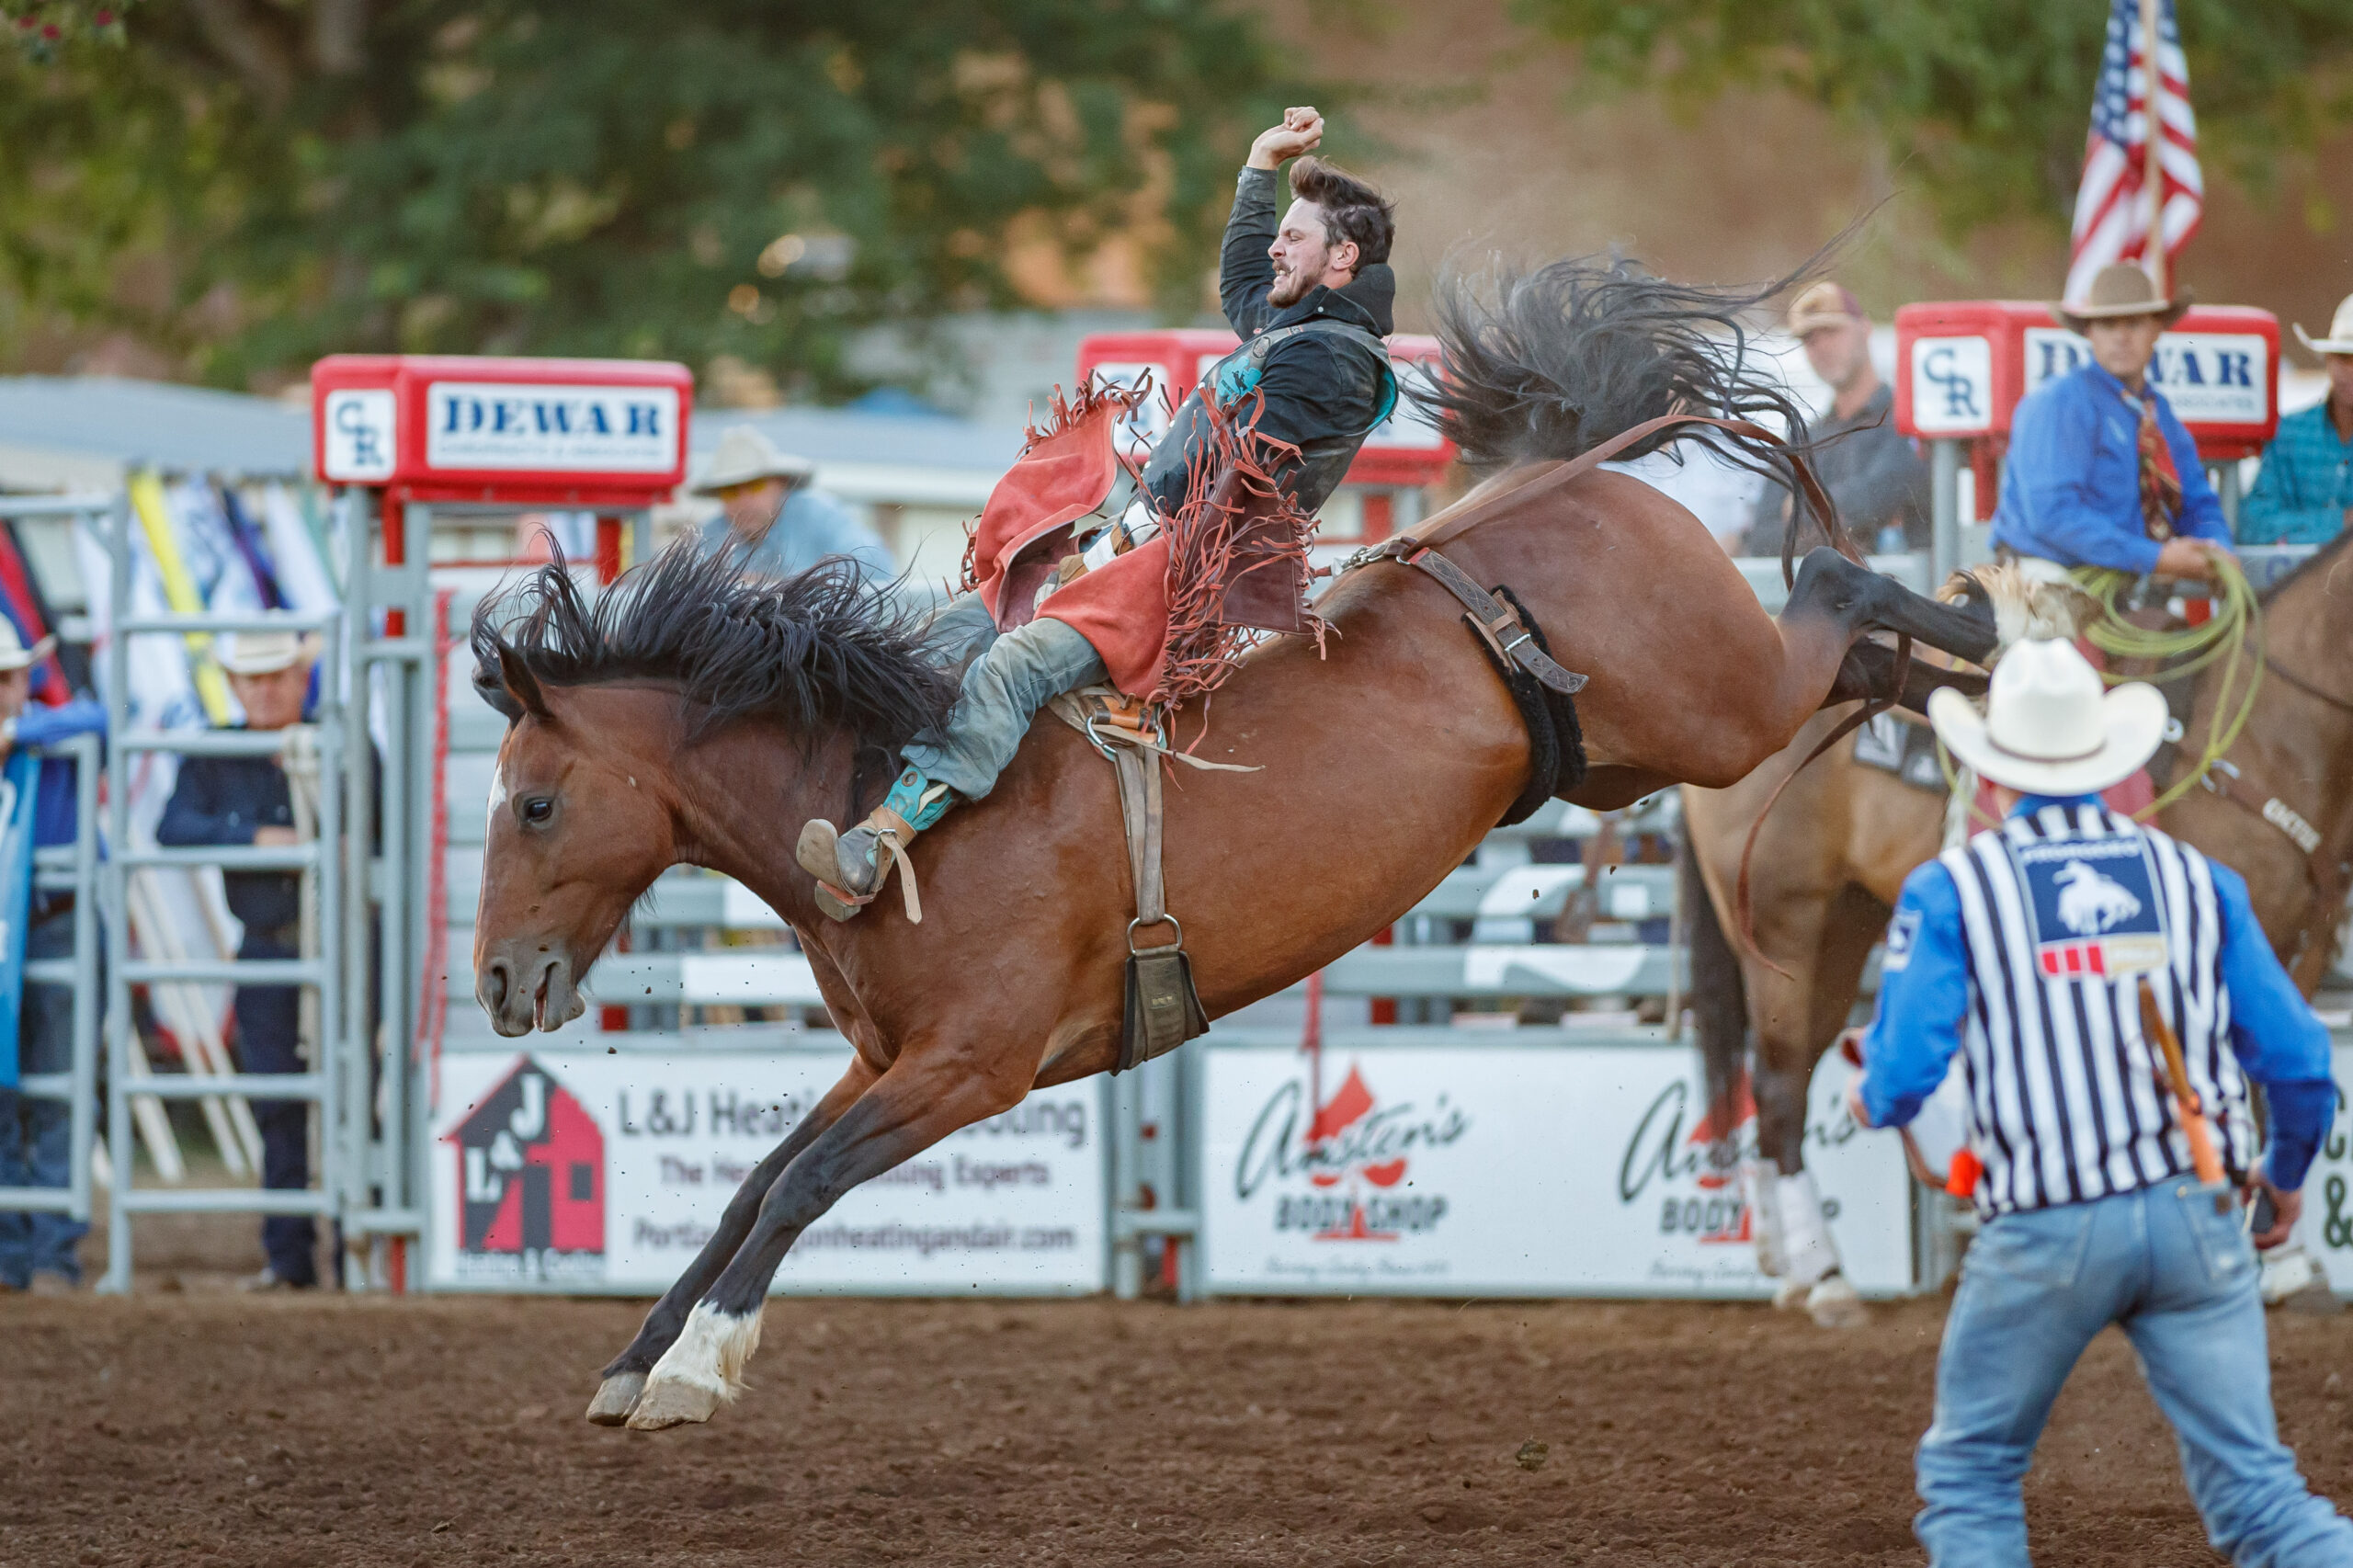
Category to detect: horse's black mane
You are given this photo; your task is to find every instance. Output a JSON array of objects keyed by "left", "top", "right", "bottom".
[{"left": 471, "top": 540, "right": 959, "bottom": 752}]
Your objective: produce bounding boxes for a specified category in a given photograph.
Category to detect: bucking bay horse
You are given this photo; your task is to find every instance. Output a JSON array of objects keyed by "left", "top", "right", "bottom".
[
  {"left": 1682, "top": 541, "right": 2353, "bottom": 1321},
  {"left": 469, "top": 258, "right": 1996, "bottom": 1431}
]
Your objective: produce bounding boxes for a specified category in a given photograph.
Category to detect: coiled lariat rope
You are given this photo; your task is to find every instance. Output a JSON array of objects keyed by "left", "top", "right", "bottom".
[
  {"left": 2071, "top": 555, "right": 2264, "bottom": 819},
  {"left": 1934, "top": 554, "right": 2265, "bottom": 828}
]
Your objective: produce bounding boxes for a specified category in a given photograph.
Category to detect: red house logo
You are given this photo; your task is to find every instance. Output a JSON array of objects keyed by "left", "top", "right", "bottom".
[{"left": 444, "top": 1057, "right": 605, "bottom": 1282}]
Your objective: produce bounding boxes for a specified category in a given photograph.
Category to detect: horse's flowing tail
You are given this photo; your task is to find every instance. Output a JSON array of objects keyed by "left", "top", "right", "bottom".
[{"left": 1413, "top": 253, "right": 1829, "bottom": 516}]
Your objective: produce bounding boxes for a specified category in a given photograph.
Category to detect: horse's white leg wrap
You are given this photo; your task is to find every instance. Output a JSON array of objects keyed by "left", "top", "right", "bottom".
[
  {"left": 1745, "top": 1160, "right": 1787, "bottom": 1279},
  {"left": 627, "top": 1301, "right": 763, "bottom": 1429},
  {"left": 1776, "top": 1168, "right": 1840, "bottom": 1290}
]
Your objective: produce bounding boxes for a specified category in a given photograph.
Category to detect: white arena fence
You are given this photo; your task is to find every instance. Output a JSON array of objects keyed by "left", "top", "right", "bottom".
[{"left": 38, "top": 512, "right": 2348, "bottom": 1298}]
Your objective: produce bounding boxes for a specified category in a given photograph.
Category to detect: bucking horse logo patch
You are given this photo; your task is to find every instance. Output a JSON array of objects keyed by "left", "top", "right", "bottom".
[{"left": 2011, "top": 836, "right": 2169, "bottom": 980}]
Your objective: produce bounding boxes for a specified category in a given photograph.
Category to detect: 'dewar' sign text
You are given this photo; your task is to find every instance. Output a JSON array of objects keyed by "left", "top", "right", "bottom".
[{"left": 425, "top": 381, "right": 681, "bottom": 473}]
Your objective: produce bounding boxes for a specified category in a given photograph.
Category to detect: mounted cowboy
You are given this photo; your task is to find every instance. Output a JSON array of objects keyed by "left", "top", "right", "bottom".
[
  {"left": 797, "top": 106, "right": 1399, "bottom": 919},
  {"left": 1991, "top": 263, "right": 2237, "bottom": 583}
]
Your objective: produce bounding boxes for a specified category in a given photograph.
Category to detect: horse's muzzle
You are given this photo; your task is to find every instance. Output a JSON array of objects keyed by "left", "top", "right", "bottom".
[{"left": 476, "top": 944, "right": 585, "bottom": 1037}]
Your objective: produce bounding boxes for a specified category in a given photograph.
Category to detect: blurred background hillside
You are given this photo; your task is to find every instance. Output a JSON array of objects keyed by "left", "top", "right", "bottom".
[{"left": 3, "top": 0, "right": 2350, "bottom": 417}]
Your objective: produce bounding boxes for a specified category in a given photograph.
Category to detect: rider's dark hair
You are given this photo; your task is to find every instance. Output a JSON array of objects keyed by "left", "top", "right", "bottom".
[{"left": 1289, "top": 157, "right": 1394, "bottom": 270}]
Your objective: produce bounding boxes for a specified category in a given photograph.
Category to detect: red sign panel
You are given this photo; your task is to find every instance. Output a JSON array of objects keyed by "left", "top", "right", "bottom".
[
  {"left": 1893, "top": 301, "right": 2279, "bottom": 459},
  {"left": 1074, "top": 330, "right": 1453, "bottom": 488},
  {"left": 312, "top": 354, "right": 694, "bottom": 501}
]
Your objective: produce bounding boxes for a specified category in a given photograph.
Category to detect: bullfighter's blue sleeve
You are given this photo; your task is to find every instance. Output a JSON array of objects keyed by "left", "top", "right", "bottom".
[
  {"left": 1859, "top": 859, "right": 1972, "bottom": 1130},
  {"left": 2208, "top": 859, "right": 2337, "bottom": 1190}
]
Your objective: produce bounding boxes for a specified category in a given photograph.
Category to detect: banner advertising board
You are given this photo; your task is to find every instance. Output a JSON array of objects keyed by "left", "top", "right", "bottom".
[
  {"left": 1200, "top": 1042, "right": 1915, "bottom": 1298},
  {"left": 2290, "top": 1044, "right": 2353, "bottom": 1292},
  {"left": 426, "top": 1049, "right": 1105, "bottom": 1294}
]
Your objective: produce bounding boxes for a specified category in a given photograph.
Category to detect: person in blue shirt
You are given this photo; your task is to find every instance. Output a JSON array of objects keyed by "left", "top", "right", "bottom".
[
  {"left": 1849, "top": 638, "right": 2351, "bottom": 1567},
  {"left": 0, "top": 614, "right": 105, "bottom": 1293},
  {"left": 688, "top": 426, "right": 895, "bottom": 584},
  {"left": 1991, "top": 265, "right": 2235, "bottom": 583},
  {"left": 2239, "top": 293, "right": 2353, "bottom": 547}
]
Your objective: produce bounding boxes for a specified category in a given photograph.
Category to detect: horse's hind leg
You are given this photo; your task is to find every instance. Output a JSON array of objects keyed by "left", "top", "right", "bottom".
[
  {"left": 1786, "top": 547, "right": 1998, "bottom": 666},
  {"left": 628, "top": 1048, "right": 1033, "bottom": 1431},
  {"left": 585, "top": 1056, "right": 877, "bottom": 1426}
]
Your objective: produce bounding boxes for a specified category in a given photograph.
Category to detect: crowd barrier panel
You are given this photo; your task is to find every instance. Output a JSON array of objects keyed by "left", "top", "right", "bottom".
[{"left": 0, "top": 730, "right": 102, "bottom": 1229}]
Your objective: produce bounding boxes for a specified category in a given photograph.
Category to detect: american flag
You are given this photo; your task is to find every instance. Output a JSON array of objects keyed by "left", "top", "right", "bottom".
[{"left": 2066, "top": 0, "right": 2202, "bottom": 300}]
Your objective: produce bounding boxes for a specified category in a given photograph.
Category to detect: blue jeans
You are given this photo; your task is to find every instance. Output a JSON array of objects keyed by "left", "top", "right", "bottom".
[
  {"left": 0, "top": 916, "right": 86, "bottom": 1287},
  {"left": 1918, "top": 1181, "right": 2353, "bottom": 1568},
  {"left": 900, "top": 597, "right": 1107, "bottom": 802}
]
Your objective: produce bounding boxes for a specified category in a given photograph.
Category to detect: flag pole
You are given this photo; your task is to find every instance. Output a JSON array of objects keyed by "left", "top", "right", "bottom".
[{"left": 2140, "top": 0, "right": 2167, "bottom": 293}]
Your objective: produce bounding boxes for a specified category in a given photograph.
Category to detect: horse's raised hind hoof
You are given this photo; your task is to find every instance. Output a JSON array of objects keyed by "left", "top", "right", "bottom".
[
  {"left": 585, "top": 1369, "right": 647, "bottom": 1426},
  {"left": 625, "top": 1375, "right": 725, "bottom": 1431},
  {"left": 1806, "top": 1276, "right": 1870, "bottom": 1330}
]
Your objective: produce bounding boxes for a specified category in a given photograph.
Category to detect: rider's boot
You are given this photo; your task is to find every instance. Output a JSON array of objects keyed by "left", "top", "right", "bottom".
[{"left": 795, "top": 766, "right": 959, "bottom": 924}]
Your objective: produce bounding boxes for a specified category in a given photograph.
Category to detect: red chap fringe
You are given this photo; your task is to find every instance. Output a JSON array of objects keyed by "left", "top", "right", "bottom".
[
  {"left": 1147, "top": 390, "right": 1326, "bottom": 716},
  {"left": 959, "top": 374, "right": 1153, "bottom": 594}
]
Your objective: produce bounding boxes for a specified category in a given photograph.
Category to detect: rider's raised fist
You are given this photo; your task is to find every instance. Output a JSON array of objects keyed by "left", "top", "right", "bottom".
[{"left": 1248, "top": 107, "right": 1324, "bottom": 170}]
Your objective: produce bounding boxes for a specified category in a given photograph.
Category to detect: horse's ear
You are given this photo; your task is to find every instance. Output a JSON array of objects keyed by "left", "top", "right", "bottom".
[{"left": 494, "top": 641, "right": 551, "bottom": 721}]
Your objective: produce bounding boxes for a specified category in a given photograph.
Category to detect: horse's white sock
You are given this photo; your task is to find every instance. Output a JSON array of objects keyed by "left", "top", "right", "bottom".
[
  {"left": 648, "top": 1301, "right": 764, "bottom": 1401},
  {"left": 1745, "top": 1160, "right": 1787, "bottom": 1278},
  {"left": 1776, "top": 1168, "right": 1839, "bottom": 1288}
]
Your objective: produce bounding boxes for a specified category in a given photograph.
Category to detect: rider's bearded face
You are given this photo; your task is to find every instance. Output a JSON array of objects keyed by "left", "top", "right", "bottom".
[{"left": 1268, "top": 199, "right": 1351, "bottom": 308}]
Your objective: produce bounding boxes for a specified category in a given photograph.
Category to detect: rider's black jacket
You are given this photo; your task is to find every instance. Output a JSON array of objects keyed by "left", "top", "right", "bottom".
[{"left": 1141, "top": 165, "right": 1396, "bottom": 519}]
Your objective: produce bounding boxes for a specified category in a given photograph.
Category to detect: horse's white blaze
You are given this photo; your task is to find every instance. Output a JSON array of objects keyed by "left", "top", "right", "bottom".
[
  {"left": 486, "top": 756, "right": 510, "bottom": 836},
  {"left": 645, "top": 1301, "right": 763, "bottom": 1402}
]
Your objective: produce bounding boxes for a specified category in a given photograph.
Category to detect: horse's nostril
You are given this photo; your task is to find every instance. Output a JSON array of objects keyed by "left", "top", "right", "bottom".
[{"left": 483, "top": 958, "right": 511, "bottom": 1011}]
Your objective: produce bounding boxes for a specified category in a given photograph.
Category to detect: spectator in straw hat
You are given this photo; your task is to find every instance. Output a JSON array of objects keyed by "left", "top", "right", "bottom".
[
  {"left": 690, "top": 425, "right": 893, "bottom": 584},
  {"left": 157, "top": 630, "right": 324, "bottom": 1290},
  {"left": 1742, "top": 281, "right": 1931, "bottom": 559},
  {"left": 0, "top": 612, "right": 104, "bottom": 1294},
  {"left": 1853, "top": 638, "right": 2353, "bottom": 1567},
  {"left": 2240, "top": 292, "right": 2353, "bottom": 546},
  {"left": 1990, "top": 263, "right": 2235, "bottom": 582}
]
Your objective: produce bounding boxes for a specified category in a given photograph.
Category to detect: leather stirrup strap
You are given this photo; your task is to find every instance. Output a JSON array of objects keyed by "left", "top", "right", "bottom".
[
  {"left": 816, "top": 806, "right": 924, "bottom": 925},
  {"left": 1112, "top": 744, "right": 1169, "bottom": 937}
]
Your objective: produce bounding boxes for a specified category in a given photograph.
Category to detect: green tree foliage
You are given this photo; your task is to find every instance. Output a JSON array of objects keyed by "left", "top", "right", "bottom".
[
  {"left": 1515, "top": 0, "right": 2353, "bottom": 236},
  {"left": 0, "top": 1, "right": 1305, "bottom": 394}
]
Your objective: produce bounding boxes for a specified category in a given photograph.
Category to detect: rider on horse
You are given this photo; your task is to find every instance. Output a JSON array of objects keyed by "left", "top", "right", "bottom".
[
  {"left": 1991, "top": 264, "right": 2236, "bottom": 585},
  {"left": 799, "top": 106, "right": 1400, "bottom": 919}
]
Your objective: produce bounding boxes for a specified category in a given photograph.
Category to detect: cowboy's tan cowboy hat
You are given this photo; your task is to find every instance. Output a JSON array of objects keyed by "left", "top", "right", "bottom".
[
  {"left": 0, "top": 617, "right": 55, "bottom": 673},
  {"left": 691, "top": 426, "right": 817, "bottom": 496},
  {"left": 217, "top": 630, "right": 317, "bottom": 676},
  {"left": 1787, "top": 281, "right": 1866, "bottom": 337},
  {"left": 2052, "top": 264, "right": 2193, "bottom": 335},
  {"left": 1927, "top": 638, "right": 2165, "bottom": 797},
  {"left": 2292, "top": 293, "right": 2353, "bottom": 358}
]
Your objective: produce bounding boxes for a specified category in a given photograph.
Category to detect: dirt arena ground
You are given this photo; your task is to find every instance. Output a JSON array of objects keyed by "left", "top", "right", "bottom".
[{"left": 6, "top": 1286, "right": 2353, "bottom": 1568}]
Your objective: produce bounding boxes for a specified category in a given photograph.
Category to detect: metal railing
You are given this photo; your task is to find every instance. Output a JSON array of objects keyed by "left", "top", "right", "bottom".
[{"left": 97, "top": 493, "right": 353, "bottom": 1292}]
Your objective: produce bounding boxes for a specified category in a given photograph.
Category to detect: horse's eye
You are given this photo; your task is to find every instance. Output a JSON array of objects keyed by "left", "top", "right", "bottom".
[{"left": 522, "top": 797, "right": 554, "bottom": 824}]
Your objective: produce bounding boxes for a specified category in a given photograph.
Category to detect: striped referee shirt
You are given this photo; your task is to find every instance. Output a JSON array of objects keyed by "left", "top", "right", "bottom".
[{"left": 1859, "top": 795, "right": 2337, "bottom": 1217}]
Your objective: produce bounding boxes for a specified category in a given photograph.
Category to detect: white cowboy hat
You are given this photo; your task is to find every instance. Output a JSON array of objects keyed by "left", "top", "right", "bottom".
[
  {"left": 1927, "top": 639, "right": 2166, "bottom": 796},
  {"left": 0, "top": 618, "right": 54, "bottom": 673},
  {"left": 691, "top": 426, "right": 817, "bottom": 495},
  {"left": 2293, "top": 293, "right": 2353, "bottom": 358},
  {"left": 217, "top": 630, "right": 316, "bottom": 676}
]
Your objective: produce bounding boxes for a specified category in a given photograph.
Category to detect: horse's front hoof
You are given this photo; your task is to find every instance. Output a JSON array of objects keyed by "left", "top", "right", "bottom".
[
  {"left": 625, "top": 1376, "right": 722, "bottom": 1431},
  {"left": 585, "top": 1369, "right": 646, "bottom": 1426}
]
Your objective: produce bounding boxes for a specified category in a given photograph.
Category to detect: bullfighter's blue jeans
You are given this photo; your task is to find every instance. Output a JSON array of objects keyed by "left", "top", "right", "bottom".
[
  {"left": 1916, "top": 1180, "right": 2353, "bottom": 1568},
  {"left": 0, "top": 916, "right": 87, "bottom": 1288},
  {"left": 899, "top": 595, "right": 1107, "bottom": 803}
]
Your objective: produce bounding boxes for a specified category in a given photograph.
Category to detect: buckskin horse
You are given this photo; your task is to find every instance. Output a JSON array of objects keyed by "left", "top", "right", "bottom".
[
  {"left": 1682, "top": 541, "right": 2353, "bottom": 1320},
  {"left": 469, "top": 257, "right": 1996, "bottom": 1431}
]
